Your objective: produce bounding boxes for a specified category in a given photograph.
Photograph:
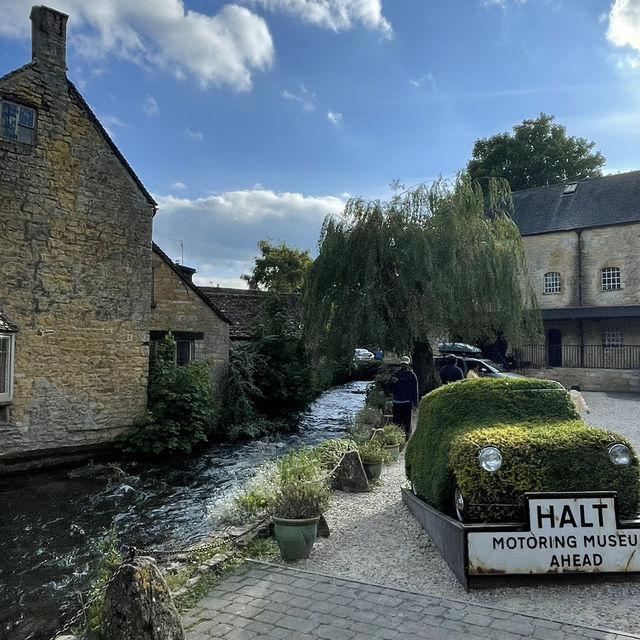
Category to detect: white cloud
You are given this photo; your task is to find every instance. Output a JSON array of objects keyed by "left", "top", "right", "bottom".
[
  {"left": 185, "top": 127, "right": 203, "bottom": 140},
  {"left": 282, "top": 85, "right": 316, "bottom": 111},
  {"left": 607, "top": 0, "right": 640, "bottom": 59},
  {"left": 2, "top": 0, "right": 274, "bottom": 91},
  {"left": 327, "top": 111, "right": 343, "bottom": 124},
  {"left": 244, "top": 0, "right": 392, "bottom": 38},
  {"left": 170, "top": 181, "right": 187, "bottom": 190},
  {"left": 152, "top": 188, "right": 346, "bottom": 282},
  {"left": 143, "top": 94, "right": 159, "bottom": 115}
]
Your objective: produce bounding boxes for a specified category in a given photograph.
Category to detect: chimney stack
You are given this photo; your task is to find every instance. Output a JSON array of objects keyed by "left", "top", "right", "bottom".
[{"left": 30, "top": 5, "right": 69, "bottom": 71}]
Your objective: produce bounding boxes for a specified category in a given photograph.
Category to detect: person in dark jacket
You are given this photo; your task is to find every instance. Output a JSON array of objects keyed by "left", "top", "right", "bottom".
[
  {"left": 439, "top": 354, "right": 464, "bottom": 384},
  {"left": 387, "top": 356, "right": 419, "bottom": 438}
]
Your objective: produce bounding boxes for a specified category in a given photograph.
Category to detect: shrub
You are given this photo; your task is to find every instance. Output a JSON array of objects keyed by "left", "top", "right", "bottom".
[
  {"left": 347, "top": 406, "right": 384, "bottom": 443},
  {"left": 116, "top": 334, "right": 217, "bottom": 455},
  {"left": 405, "top": 377, "right": 640, "bottom": 522},
  {"left": 373, "top": 423, "right": 405, "bottom": 446},
  {"left": 312, "top": 438, "right": 358, "bottom": 470},
  {"left": 357, "top": 440, "right": 392, "bottom": 465},
  {"left": 271, "top": 480, "right": 331, "bottom": 519}
]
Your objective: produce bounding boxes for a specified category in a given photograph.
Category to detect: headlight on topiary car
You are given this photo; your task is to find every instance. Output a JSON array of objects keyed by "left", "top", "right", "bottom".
[
  {"left": 609, "top": 443, "right": 633, "bottom": 466},
  {"left": 478, "top": 446, "right": 503, "bottom": 472}
]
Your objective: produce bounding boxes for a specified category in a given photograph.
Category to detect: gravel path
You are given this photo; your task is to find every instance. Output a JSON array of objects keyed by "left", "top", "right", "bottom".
[{"left": 272, "top": 392, "right": 640, "bottom": 635}]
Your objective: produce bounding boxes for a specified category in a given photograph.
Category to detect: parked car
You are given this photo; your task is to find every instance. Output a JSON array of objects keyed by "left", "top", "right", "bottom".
[
  {"left": 434, "top": 355, "right": 521, "bottom": 379},
  {"left": 354, "top": 348, "right": 374, "bottom": 361},
  {"left": 405, "top": 377, "right": 640, "bottom": 524}
]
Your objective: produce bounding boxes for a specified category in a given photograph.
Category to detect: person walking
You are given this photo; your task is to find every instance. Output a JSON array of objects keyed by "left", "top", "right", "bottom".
[
  {"left": 387, "top": 356, "right": 419, "bottom": 438},
  {"left": 439, "top": 354, "right": 464, "bottom": 384}
]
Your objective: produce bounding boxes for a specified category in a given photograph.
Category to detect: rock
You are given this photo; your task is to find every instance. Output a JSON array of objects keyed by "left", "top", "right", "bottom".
[
  {"left": 332, "top": 450, "right": 369, "bottom": 493},
  {"left": 317, "top": 514, "right": 330, "bottom": 537},
  {"left": 101, "top": 556, "right": 184, "bottom": 640}
]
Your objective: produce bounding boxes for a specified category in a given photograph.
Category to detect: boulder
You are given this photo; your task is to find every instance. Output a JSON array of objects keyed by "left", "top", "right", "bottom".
[
  {"left": 101, "top": 556, "right": 184, "bottom": 640},
  {"left": 332, "top": 450, "right": 369, "bottom": 493}
]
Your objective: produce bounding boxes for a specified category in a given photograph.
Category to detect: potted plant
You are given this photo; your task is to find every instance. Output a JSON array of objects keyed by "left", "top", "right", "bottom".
[
  {"left": 270, "top": 448, "right": 331, "bottom": 561},
  {"left": 373, "top": 424, "right": 405, "bottom": 461},
  {"left": 357, "top": 440, "right": 392, "bottom": 482}
]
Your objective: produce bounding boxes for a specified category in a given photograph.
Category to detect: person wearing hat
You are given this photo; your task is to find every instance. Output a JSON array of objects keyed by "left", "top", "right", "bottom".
[{"left": 387, "top": 356, "right": 419, "bottom": 438}]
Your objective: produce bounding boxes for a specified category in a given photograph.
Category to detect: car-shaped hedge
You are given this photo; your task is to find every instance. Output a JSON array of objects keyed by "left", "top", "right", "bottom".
[{"left": 405, "top": 377, "right": 640, "bottom": 524}]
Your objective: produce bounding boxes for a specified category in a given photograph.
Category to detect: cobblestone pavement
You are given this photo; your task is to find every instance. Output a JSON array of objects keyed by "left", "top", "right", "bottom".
[{"left": 184, "top": 560, "right": 640, "bottom": 639}]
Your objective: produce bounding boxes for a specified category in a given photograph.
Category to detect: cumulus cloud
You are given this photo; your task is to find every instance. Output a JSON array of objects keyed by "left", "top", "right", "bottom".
[
  {"left": 152, "top": 188, "right": 346, "bottom": 282},
  {"left": 607, "top": 0, "right": 640, "bottom": 65},
  {"left": 327, "top": 111, "right": 343, "bottom": 124},
  {"left": 244, "top": 0, "right": 392, "bottom": 38},
  {"left": 2, "top": 0, "right": 274, "bottom": 91}
]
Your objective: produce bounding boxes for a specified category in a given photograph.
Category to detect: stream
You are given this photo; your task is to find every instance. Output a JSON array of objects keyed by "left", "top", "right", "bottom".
[{"left": 0, "top": 380, "right": 369, "bottom": 640}]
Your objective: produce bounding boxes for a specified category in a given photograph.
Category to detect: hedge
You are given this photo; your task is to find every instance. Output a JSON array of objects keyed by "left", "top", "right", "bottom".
[{"left": 405, "top": 377, "right": 640, "bottom": 522}]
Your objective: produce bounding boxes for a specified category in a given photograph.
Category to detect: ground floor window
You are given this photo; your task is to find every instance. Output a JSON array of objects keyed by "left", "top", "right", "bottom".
[
  {"left": 602, "top": 327, "right": 623, "bottom": 349},
  {"left": 0, "top": 333, "right": 15, "bottom": 403},
  {"left": 149, "top": 330, "right": 203, "bottom": 366}
]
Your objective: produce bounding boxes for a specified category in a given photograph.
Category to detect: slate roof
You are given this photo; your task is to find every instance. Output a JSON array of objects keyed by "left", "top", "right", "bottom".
[
  {"left": 0, "top": 308, "right": 18, "bottom": 332},
  {"left": 199, "top": 287, "right": 299, "bottom": 340},
  {"left": 510, "top": 170, "right": 640, "bottom": 236}
]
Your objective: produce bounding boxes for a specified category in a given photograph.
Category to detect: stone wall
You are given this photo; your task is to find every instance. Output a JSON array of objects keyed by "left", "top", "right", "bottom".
[
  {"left": 523, "top": 367, "right": 640, "bottom": 393},
  {"left": 151, "top": 252, "right": 229, "bottom": 395},
  {"left": 0, "top": 9, "right": 154, "bottom": 462}
]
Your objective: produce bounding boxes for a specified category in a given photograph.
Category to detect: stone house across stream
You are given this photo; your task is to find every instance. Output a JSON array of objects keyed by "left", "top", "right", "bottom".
[{"left": 0, "top": 7, "right": 229, "bottom": 471}]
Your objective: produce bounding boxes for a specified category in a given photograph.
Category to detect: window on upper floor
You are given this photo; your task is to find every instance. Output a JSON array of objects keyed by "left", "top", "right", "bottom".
[
  {"left": 601, "top": 267, "right": 621, "bottom": 291},
  {"left": 0, "top": 333, "right": 15, "bottom": 404},
  {"left": 1, "top": 99, "right": 36, "bottom": 144},
  {"left": 543, "top": 272, "right": 561, "bottom": 294},
  {"left": 602, "top": 327, "right": 623, "bottom": 349}
]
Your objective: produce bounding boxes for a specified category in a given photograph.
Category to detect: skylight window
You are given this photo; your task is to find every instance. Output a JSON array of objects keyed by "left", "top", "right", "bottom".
[{"left": 563, "top": 183, "right": 577, "bottom": 195}]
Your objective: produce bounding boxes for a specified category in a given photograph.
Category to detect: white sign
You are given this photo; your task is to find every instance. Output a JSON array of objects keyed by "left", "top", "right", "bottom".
[{"left": 467, "top": 494, "right": 640, "bottom": 575}]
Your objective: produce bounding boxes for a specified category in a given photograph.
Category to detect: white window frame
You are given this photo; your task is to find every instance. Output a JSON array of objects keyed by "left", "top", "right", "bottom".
[
  {"left": 602, "top": 327, "right": 623, "bottom": 349},
  {"left": 543, "top": 272, "right": 561, "bottom": 294},
  {"left": 0, "top": 332, "right": 15, "bottom": 403},
  {"left": 601, "top": 267, "right": 621, "bottom": 291},
  {"left": 1, "top": 99, "right": 36, "bottom": 145}
]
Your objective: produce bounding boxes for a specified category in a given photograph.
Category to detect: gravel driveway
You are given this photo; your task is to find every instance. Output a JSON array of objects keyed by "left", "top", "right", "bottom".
[{"left": 273, "top": 392, "right": 640, "bottom": 635}]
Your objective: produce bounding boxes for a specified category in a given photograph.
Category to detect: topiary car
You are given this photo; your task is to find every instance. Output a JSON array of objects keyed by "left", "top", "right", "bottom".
[{"left": 405, "top": 377, "right": 640, "bottom": 523}]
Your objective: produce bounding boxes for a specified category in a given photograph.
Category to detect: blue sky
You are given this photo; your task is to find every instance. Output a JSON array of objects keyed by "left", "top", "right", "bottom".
[{"left": 2, "top": 0, "right": 640, "bottom": 287}]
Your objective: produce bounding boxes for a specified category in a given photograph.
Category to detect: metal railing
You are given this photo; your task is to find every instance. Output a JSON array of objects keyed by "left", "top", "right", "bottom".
[{"left": 512, "top": 345, "right": 640, "bottom": 370}]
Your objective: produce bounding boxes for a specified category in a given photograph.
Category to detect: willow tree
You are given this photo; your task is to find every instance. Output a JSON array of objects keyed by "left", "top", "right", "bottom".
[{"left": 301, "top": 174, "right": 540, "bottom": 395}]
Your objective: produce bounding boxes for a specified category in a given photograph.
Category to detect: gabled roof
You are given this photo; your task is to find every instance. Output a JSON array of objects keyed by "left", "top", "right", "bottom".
[
  {"left": 510, "top": 170, "right": 640, "bottom": 236},
  {"left": 0, "top": 308, "right": 18, "bottom": 332},
  {"left": 152, "top": 244, "right": 230, "bottom": 323},
  {"left": 200, "top": 287, "right": 299, "bottom": 340},
  {"left": 0, "top": 62, "right": 156, "bottom": 209}
]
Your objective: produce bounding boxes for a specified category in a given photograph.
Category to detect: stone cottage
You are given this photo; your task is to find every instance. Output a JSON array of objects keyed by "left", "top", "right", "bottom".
[
  {"left": 151, "top": 244, "right": 230, "bottom": 394},
  {"left": 510, "top": 171, "right": 640, "bottom": 391},
  {"left": 0, "top": 7, "right": 156, "bottom": 469}
]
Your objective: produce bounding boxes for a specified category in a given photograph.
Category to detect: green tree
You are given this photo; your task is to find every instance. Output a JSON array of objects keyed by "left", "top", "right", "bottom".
[
  {"left": 241, "top": 240, "right": 312, "bottom": 293},
  {"left": 467, "top": 113, "right": 605, "bottom": 192},
  {"left": 302, "top": 175, "right": 540, "bottom": 395}
]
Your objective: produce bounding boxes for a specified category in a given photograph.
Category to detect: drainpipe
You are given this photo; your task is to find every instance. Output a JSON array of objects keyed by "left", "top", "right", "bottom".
[{"left": 576, "top": 229, "right": 584, "bottom": 367}]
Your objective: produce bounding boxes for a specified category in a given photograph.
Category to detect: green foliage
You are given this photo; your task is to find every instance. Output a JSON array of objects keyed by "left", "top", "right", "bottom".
[
  {"left": 405, "top": 377, "right": 640, "bottom": 522},
  {"left": 81, "top": 527, "right": 122, "bottom": 638},
  {"left": 241, "top": 239, "right": 312, "bottom": 293},
  {"left": 366, "top": 372, "right": 392, "bottom": 411},
  {"left": 301, "top": 175, "right": 540, "bottom": 396},
  {"left": 347, "top": 406, "right": 384, "bottom": 443},
  {"left": 357, "top": 439, "right": 392, "bottom": 464},
  {"left": 116, "top": 334, "right": 217, "bottom": 455},
  {"left": 373, "top": 423, "right": 405, "bottom": 446},
  {"left": 272, "top": 480, "right": 331, "bottom": 519},
  {"left": 312, "top": 437, "right": 358, "bottom": 470},
  {"left": 467, "top": 113, "right": 605, "bottom": 191}
]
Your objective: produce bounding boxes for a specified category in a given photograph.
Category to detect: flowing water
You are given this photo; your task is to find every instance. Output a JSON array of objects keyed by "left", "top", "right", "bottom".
[{"left": 0, "top": 380, "right": 369, "bottom": 640}]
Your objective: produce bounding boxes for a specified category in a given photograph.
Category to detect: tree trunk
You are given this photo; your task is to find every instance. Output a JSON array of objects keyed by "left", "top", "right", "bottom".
[{"left": 411, "top": 341, "right": 437, "bottom": 398}]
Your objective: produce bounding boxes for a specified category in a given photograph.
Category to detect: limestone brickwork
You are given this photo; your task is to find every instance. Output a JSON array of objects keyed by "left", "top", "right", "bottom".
[
  {"left": 0, "top": 7, "right": 155, "bottom": 463},
  {"left": 150, "top": 247, "right": 230, "bottom": 394}
]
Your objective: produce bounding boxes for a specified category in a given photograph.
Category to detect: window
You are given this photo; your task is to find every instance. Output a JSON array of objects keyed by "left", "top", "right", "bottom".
[
  {"left": 543, "top": 272, "right": 561, "bottom": 294},
  {"left": 563, "top": 183, "right": 577, "bottom": 194},
  {"left": 175, "top": 339, "right": 194, "bottom": 366},
  {"left": 601, "top": 267, "right": 621, "bottom": 291},
  {"left": 602, "top": 327, "right": 623, "bottom": 349},
  {"left": 0, "top": 333, "right": 15, "bottom": 403},
  {"left": 149, "top": 331, "right": 201, "bottom": 366},
  {"left": 1, "top": 100, "right": 36, "bottom": 144}
]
